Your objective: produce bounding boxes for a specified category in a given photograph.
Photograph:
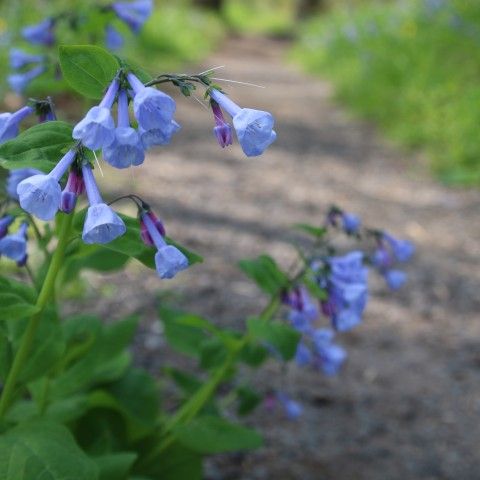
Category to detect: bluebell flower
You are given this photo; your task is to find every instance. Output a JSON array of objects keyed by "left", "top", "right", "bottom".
[
  {"left": 103, "top": 90, "right": 145, "bottom": 168},
  {"left": 295, "top": 342, "right": 312, "bottom": 366},
  {"left": 384, "top": 269, "right": 407, "bottom": 290},
  {"left": 105, "top": 24, "right": 124, "bottom": 50},
  {"left": 112, "top": 0, "right": 153, "bottom": 33},
  {"left": 322, "top": 251, "right": 368, "bottom": 332},
  {"left": 9, "top": 48, "right": 44, "bottom": 70},
  {"left": 60, "top": 169, "right": 85, "bottom": 214},
  {"left": 0, "top": 215, "right": 14, "bottom": 238},
  {"left": 21, "top": 18, "right": 55, "bottom": 46},
  {"left": 141, "top": 211, "right": 188, "bottom": 279},
  {"left": 210, "top": 100, "right": 233, "bottom": 148},
  {"left": 313, "top": 328, "right": 347, "bottom": 376},
  {"left": 139, "top": 121, "right": 181, "bottom": 149},
  {"left": 72, "top": 78, "right": 119, "bottom": 150},
  {"left": 285, "top": 287, "right": 319, "bottom": 332},
  {"left": 8, "top": 65, "right": 45, "bottom": 94},
  {"left": 277, "top": 393, "right": 303, "bottom": 420},
  {"left": 0, "top": 106, "right": 34, "bottom": 144},
  {"left": 0, "top": 222, "right": 28, "bottom": 262},
  {"left": 7, "top": 168, "right": 42, "bottom": 200},
  {"left": 341, "top": 212, "right": 361, "bottom": 234},
  {"left": 382, "top": 233, "right": 415, "bottom": 262},
  {"left": 127, "top": 73, "right": 177, "bottom": 134},
  {"left": 17, "top": 149, "right": 76, "bottom": 221},
  {"left": 209, "top": 89, "right": 276, "bottom": 157},
  {"left": 81, "top": 164, "right": 126, "bottom": 244}
]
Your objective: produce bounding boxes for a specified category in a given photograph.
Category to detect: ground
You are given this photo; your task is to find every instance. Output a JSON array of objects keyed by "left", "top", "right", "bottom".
[{"left": 72, "top": 37, "right": 480, "bottom": 479}]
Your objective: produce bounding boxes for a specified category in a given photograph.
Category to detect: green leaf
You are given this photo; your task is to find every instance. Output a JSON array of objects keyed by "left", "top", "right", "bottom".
[
  {"left": 173, "top": 415, "right": 263, "bottom": 454},
  {"left": 238, "top": 255, "right": 289, "bottom": 295},
  {"left": 0, "top": 293, "right": 39, "bottom": 321},
  {"left": 0, "top": 121, "right": 74, "bottom": 172},
  {"left": 0, "top": 421, "right": 98, "bottom": 480},
  {"left": 72, "top": 210, "right": 202, "bottom": 270},
  {"left": 236, "top": 386, "right": 262, "bottom": 416},
  {"left": 293, "top": 223, "right": 327, "bottom": 238},
  {"left": 140, "top": 443, "right": 202, "bottom": 480},
  {"left": 199, "top": 338, "right": 227, "bottom": 370},
  {"left": 94, "top": 452, "right": 137, "bottom": 480},
  {"left": 247, "top": 317, "right": 301, "bottom": 361},
  {"left": 165, "top": 368, "right": 202, "bottom": 396},
  {"left": 239, "top": 342, "right": 269, "bottom": 367},
  {"left": 59, "top": 45, "right": 120, "bottom": 99},
  {"left": 159, "top": 306, "right": 208, "bottom": 357}
]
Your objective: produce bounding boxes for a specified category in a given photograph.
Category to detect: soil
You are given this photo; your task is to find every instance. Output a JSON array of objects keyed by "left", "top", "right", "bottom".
[{"left": 71, "top": 37, "right": 480, "bottom": 480}]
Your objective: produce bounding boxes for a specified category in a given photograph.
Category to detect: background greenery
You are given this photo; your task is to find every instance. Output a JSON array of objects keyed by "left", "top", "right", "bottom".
[{"left": 294, "top": 0, "right": 480, "bottom": 185}]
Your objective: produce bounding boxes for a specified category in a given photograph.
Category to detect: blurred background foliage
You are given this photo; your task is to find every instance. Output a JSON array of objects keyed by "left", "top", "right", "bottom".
[{"left": 1, "top": 0, "right": 479, "bottom": 185}]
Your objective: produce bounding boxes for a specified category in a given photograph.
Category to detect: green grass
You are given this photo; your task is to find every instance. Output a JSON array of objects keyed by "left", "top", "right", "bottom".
[{"left": 294, "top": 0, "right": 480, "bottom": 185}]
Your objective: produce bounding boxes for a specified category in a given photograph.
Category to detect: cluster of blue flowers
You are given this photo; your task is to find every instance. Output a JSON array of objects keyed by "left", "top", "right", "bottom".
[
  {"left": 8, "top": 1, "right": 153, "bottom": 94},
  {"left": 1, "top": 65, "right": 276, "bottom": 279},
  {"left": 273, "top": 208, "right": 414, "bottom": 419}
]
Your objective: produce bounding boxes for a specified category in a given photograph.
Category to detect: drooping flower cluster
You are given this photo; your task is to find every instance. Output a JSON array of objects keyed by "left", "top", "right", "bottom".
[{"left": 272, "top": 209, "right": 414, "bottom": 419}]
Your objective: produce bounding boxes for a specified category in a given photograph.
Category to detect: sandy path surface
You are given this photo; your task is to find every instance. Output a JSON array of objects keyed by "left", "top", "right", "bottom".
[{"left": 77, "top": 37, "right": 480, "bottom": 480}]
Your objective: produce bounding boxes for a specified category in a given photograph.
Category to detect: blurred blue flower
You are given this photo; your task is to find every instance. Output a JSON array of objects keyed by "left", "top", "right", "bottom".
[
  {"left": 105, "top": 24, "right": 124, "bottom": 50},
  {"left": 8, "top": 65, "right": 45, "bottom": 94},
  {"left": 384, "top": 269, "right": 407, "bottom": 290},
  {"left": 277, "top": 393, "right": 303, "bottom": 420},
  {"left": 0, "top": 106, "right": 34, "bottom": 144},
  {"left": 112, "top": 0, "right": 153, "bottom": 33},
  {"left": 313, "top": 328, "right": 347, "bottom": 375},
  {"left": 21, "top": 18, "right": 55, "bottom": 46},
  {"left": 0, "top": 215, "right": 14, "bottom": 238},
  {"left": 0, "top": 222, "right": 28, "bottom": 262},
  {"left": 341, "top": 212, "right": 361, "bottom": 234},
  {"left": 382, "top": 233, "right": 415, "bottom": 262},
  {"left": 9, "top": 48, "right": 44, "bottom": 70}
]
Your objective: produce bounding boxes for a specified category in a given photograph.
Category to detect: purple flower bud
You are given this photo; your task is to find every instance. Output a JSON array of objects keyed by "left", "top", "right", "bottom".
[
  {"left": 9, "top": 48, "right": 44, "bottom": 70},
  {"left": 60, "top": 169, "right": 84, "bottom": 214},
  {"left": 141, "top": 212, "right": 188, "bottom": 279},
  {"left": 127, "top": 73, "right": 177, "bottom": 132},
  {"left": 0, "top": 222, "right": 28, "bottom": 262},
  {"left": 211, "top": 100, "right": 233, "bottom": 148},
  {"left": 342, "top": 212, "right": 361, "bottom": 234},
  {"left": 0, "top": 215, "right": 14, "bottom": 238},
  {"left": 0, "top": 106, "right": 34, "bottom": 144},
  {"left": 17, "top": 150, "right": 76, "bottom": 221},
  {"left": 72, "top": 78, "right": 120, "bottom": 150},
  {"left": 382, "top": 233, "right": 415, "bottom": 262},
  {"left": 8, "top": 65, "right": 45, "bottom": 94},
  {"left": 105, "top": 24, "right": 124, "bottom": 50},
  {"left": 103, "top": 90, "right": 145, "bottom": 168},
  {"left": 7, "top": 168, "right": 43, "bottom": 200},
  {"left": 384, "top": 269, "right": 407, "bottom": 290},
  {"left": 112, "top": 0, "right": 153, "bottom": 33},
  {"left": 60, "top": 191, "right": 77, "bottom": 214},
  {"left": 17, "top": 253, "right": 28, "bottom": 267},
  {"left": 21, "top": 18, "right": 55, "bottom": 46},
  {"left": 286, "top": 287, "right": 318, "bottom": 332},
  {"left": 210, "top": 89, "right": 276, "bottom": 157},
  {"left": 372, "top": 246, "right": 392, "bottom": 270},
  {"left": 140, "top": 210, "right": 166, "bottom": 246},
  {"left": 139, "top": 120, "right": 180, "bottom": 149},
  {"left": 81, "top": 164, "right": 126, "bottom": 244}
]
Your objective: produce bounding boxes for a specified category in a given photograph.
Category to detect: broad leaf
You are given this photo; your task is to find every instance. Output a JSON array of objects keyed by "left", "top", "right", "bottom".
[
  {"left": 59, "top": 45, "right": 119, "bottom": 99},
  {"left": 94, "top": 452, "right": 137, "bottom": 480},
  {"left": 0, "top": 421, "right": 98, "bottom": 480},
  {"left": 173, "top": 415, "right": 262, "bottom": 454},
  {"left": 238, "top": 255, "right": 289, "bottom": 295},
  {"left": 0, "top": 121, "right": 74, "bottom": 172},
  {"left": 247, "top": 317, "right": 301, "bottom": 361},
  {"left": 236, "top": 386, "right": 262, "bottom": 416}
]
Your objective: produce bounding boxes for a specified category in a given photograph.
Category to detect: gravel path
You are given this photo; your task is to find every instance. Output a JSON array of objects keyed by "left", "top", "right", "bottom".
[{"left": 79, "top": 37, "right": 480, "bottom": 480}]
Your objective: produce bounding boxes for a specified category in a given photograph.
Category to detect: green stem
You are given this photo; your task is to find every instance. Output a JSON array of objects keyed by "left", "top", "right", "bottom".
[{"left": 0, "top": 212, "right": 74, "bottom": 419}]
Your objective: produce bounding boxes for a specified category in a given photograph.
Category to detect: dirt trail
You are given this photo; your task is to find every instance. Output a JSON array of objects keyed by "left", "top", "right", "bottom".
[{"left": 84, "top": 37, "right": 480, "bottom": 480}]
